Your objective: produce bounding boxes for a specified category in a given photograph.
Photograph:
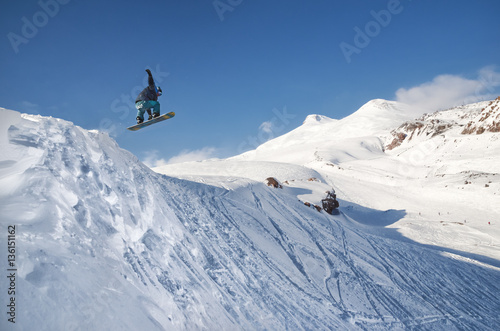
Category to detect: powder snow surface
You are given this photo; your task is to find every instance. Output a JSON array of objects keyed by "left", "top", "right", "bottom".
[{"left": 1, "top": 99, "right": 499, "bottom": 330}]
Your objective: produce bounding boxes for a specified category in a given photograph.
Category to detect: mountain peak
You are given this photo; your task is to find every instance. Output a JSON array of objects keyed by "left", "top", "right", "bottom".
[
  {"left": 365, "top": 98, "right": 398, "bottom": 108},
  {"left": 352, "top": 99, "right": 407, "bottom": 117},
  {"left": 333, "top": 99, "right": 413, "bottom": 138},
  {"left": 303, "top": 114, "right": 335, "bottom": 125}
]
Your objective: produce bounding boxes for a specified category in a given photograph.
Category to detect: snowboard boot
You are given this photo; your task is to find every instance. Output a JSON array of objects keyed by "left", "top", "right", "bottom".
[
  {"left": 153, "top": 112, "right": 160, "bottom": 119},
  {"left": 147, "top": 109, "right": 152, "bottom": 121},
  {"left": 136, "top": 116, "right": 143, "bottom": 124}
]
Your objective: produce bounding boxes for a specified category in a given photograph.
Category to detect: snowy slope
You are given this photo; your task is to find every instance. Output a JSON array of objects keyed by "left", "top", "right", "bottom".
[
  {"left": 1, "top": 104, "right": 500, "bottom": 330},
  {"left": 160, "top": 99, "right": 500, "bottom": 260}
]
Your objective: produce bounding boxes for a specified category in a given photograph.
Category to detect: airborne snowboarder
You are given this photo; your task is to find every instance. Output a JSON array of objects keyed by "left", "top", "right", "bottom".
[{"left": 135, "top": 69, "right": 163, "bottom": 124}]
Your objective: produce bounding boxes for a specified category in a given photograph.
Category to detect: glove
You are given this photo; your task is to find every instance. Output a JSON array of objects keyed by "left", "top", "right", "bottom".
[{"left": 145, "top": 69, "right": 152, "bottom": 75}]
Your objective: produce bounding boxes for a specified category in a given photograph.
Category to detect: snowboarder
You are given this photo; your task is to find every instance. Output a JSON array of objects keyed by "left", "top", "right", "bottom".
[{"left": 135, "top": 69, "right": 163, "bottom": 124}]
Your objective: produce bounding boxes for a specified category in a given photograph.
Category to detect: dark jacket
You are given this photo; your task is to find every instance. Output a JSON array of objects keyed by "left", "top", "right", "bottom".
[{"left": 135, "top": 72, "right": 158, "bottom": 103}]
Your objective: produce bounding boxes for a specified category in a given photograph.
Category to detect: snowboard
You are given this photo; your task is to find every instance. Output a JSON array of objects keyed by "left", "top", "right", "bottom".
[{"left": 127, "top": 112, "right": 175, "bottom": 131}]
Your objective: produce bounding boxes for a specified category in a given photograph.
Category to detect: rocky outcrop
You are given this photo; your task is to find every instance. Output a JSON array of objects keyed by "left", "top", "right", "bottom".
[
  {"left": 386, "top": 97, "right": 500, "bottom": 150},
  {"left": 386, "top": 118, "right": 455, "bottom": 150},
  {"left": 462, "top": 96, "right": 500, "bottom": 134},
  {"left": 265, "top": 177, "right": 283, "bottom": 189},
  {"left": 386, "top": 132, "right": 407, "bottom": 150}
]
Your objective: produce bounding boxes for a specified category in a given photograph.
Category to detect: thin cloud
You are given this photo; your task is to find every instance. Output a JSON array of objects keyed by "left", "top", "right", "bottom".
[
  {"left": 143, "top": 147, "right": 219, "bottom": 167},
  {"left": 142, "top": 150, "right": 169, "bottom": 168},
  {"left": 395, "top": 67, "right": 500, "bottom": 116},
  {"left": 259, "top": 121, "right": 273, "bottom": 134},
  {"left": 167, "top": 147, "right": 218, "bottom": 164}
]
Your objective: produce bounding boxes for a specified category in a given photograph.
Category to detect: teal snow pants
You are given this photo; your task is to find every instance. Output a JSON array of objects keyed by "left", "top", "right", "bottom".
[{"left": 135, "top": 100, "right": 160, "bottom": 121}]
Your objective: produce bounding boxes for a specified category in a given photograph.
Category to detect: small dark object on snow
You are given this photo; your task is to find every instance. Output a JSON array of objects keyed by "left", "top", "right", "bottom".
[
  {"left": 265, "top": 177, "right": 282, "bottom": 189},
  {"left": 322, "top": 189, "right": 340, "bottom": 215}
]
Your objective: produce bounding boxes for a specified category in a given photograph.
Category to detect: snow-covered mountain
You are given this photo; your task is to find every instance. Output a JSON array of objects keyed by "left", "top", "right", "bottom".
[
  {"left": 160, "top": 98, "right": 500, "bottom": 259},
  {"left": 230, "top": 99, "right": 411, "bottom": 165},
  {"left": 1, "top": 98, "right": 499, "bottom": 330}
]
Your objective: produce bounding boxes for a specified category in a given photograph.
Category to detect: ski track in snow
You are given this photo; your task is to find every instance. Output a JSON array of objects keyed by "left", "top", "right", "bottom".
[{"left": 1, "top": 105, "right": 499, "bottom": 330}]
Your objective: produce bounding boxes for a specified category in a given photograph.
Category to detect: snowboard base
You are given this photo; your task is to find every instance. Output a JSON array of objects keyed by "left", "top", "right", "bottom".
[{"left": 127, "top": 112, "right": 175, "bottom": 131}]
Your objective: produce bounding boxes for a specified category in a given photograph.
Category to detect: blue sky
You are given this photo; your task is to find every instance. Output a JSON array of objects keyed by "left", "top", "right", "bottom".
[{"left": 1, "top": 0, "right": 499, "bottom": 165}]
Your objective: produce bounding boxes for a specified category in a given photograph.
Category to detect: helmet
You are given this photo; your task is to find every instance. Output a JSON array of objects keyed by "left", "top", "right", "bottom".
[{"left": 156, "top": 86, "right": 162, "bottom": 96}]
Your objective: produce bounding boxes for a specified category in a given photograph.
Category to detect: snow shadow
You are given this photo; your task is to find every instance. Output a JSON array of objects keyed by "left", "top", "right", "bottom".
[
  {"left": 283, "top": 185, "right": 315, "bottom": 198},
  {"left": 339, "top": 199, "right": 406, "bottom": 227},
  {"left": 338, "top": 199, "right": 500, "bottom": 269}
]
